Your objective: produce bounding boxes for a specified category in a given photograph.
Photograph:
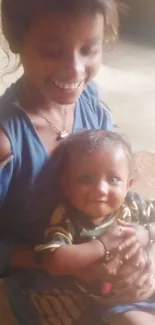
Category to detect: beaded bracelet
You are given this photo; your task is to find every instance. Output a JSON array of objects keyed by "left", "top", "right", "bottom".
[
  {"left": 96, "top": 237, "right": 112, "bottom": 263},
  {"left": 143, "top": 223, "right": 154, "bottom": 246}
]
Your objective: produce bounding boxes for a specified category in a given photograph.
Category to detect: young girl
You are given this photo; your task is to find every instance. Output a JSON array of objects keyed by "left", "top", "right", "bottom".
[
  {"left": 0, "top": 1, "right": 126, "bottom": 325},
  {"left": 35, "top": 130, "right": 155, "bottom": 324}
]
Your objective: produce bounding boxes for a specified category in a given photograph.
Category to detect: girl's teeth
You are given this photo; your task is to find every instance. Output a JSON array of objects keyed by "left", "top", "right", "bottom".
[{"left": 54, "top": 81, "right": 81, "bottom": 90}]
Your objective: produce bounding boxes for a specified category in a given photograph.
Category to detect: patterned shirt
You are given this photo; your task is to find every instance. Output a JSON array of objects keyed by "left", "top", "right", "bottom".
[{"left": 35, "top": 195, "right": 155, "bottom": 253}]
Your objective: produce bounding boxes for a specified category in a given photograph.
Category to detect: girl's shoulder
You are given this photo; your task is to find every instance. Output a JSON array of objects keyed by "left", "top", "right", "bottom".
[
  {"left": 0, "top": 83, "right": 15, "bottom": 116},
  {"left": 0, "top": 81, "right": 24, "bottom": 126},
  {"left": 80, "top": 81, "right": 111, "bottom": 115},
  {"left": 0, "top": 81, "right": 47, "bottom": 169},
  {"left": 80, "top": 81, "right": 100, "bottom": 107},
  {"left": 0, "top": 83, "right": 25, "bottom": 155},
  {"left": 76, "top": 81, "right": 112, "bottom": 131}
]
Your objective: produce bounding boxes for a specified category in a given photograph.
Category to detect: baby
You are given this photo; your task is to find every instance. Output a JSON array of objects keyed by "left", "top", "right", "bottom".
[{"left": 35, "top": 130, "right": 155, "bottom": 321}]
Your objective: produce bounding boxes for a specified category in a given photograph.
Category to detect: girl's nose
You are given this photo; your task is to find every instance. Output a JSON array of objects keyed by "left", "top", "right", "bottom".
[{"left": 61, "top": 52, "right": 85, "bottom": 81}]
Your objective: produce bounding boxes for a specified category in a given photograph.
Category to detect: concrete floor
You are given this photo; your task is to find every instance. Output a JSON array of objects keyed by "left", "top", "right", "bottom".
[
  {"left": 95, "top": 38, "right": 155, "bottom": 153},
  {"left": 0, "top": 37, "right": 155, "bottom": 324}
]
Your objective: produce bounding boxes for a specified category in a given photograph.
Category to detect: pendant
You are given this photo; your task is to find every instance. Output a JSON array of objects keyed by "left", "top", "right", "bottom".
[{"left": 58, "top": 130, "right": 69, "bottom": 140}]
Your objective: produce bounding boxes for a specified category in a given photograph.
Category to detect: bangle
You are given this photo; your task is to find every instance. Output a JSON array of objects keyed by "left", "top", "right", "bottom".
[
  {"left": 96, "top": 238, "right": 111, "bottom": 263},
  {"left": 143, "top": 223, "right": 154, "bottom": 246}
]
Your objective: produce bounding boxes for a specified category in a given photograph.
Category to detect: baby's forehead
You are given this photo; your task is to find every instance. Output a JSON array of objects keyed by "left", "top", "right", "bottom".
[
  {"left": 69, "top": 144, "right": 127, "bottom": 157},
  {"left": 68, "top": 145, "right": 128, "bottom": 167}
]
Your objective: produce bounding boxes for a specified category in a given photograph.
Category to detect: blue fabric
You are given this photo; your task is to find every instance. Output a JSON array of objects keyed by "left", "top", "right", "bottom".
[
  {"left": 98, "top": 296, "right": 155, "bottom": 321},
  {"left": 0, "top": 79, "right": 112, "bottom": 324}
]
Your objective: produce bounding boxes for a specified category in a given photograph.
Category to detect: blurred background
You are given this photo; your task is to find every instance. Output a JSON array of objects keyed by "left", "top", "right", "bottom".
[{"left": 0, "top": 1, "right": 155, "bottom": 324}]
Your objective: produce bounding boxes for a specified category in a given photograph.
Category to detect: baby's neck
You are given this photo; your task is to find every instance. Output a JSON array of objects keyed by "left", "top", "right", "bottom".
[{"left": 91, "top": 215, "right": 111, "bottom": 227}]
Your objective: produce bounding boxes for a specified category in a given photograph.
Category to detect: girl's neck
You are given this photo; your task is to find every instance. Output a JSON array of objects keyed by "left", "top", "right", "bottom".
[{"left": 17, "top": 77, "right": 63, "bottom": 114}]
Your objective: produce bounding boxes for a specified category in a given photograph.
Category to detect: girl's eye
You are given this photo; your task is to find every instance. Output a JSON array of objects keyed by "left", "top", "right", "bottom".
[
  {"left": 39, "top": 48, "right": 63, "bottom": 59},
  {"left": 78, "top": 175, "right": 96, "bottom": 185},
  {"left": 108, "top": 177, "right": 120, "bottom": 185},
  {"left": 81, "top": 46, "right": 99, "bottom": 56}
]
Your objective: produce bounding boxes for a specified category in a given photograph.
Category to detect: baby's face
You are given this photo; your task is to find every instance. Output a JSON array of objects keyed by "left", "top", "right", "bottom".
[{"left": 62, "top": 147, "right": 131, "bottom": 224}]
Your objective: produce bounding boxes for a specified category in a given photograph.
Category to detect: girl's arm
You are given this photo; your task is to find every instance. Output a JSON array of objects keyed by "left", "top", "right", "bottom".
[{"left": 0, "top": 130, "right": 42, "bottom": 276}]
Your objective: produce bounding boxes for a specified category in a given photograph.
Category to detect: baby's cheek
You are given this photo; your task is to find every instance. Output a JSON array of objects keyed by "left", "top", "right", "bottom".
[
  {"left": 71, "top": 186, "right": 88, "bottom": 206},
  {"left": 109, "top": 189, "right": 125, "bottom": 209}
]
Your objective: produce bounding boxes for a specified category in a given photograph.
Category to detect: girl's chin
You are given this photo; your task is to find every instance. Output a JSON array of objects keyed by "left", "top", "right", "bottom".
[{"left": 43, "top": 83, "right": 84, "bottom": 104}]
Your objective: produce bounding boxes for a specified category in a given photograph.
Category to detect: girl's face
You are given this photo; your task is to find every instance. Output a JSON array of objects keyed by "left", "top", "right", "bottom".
[
  {"left": 20, "top": 12, "right": 104, "bottom": 105},
  {"left": 62, "top": 147, "right": 133, "bottom": 225}
]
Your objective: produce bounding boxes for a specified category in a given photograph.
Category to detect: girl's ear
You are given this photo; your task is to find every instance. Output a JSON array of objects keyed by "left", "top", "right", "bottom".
[{"left": 127, "top": 177, "right": 134, "bottom": 189}]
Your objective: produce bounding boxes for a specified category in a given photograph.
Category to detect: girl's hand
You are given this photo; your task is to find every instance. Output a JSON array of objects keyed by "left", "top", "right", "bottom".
[
  {"left": 74, "top": 263, "right": 108, "bottom": 283},
  {"left": 103, "top": 249, "right": 155, "bottom": 304},
  {"left": 118, "top": 220, "right": 149, "bottom": 262},
  {"left": 112, "top": 262, "right": 155, "bottom": 303},
  {"left": 99, "top": 222, "right": 136, "bottom": 257}
]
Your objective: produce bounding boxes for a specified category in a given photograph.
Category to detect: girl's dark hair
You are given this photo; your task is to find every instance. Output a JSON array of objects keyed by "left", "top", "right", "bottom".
[
  {"left": 52, "top": 130, "right": 134, "bottom": 190},
  {"left": 1, "top": 0, "right": 118, "bottom": 54}
]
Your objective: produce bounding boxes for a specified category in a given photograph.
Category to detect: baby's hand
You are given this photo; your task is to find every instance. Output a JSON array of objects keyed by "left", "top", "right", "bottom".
[{"left": 117, "top": 219, "right": 149, "bottom": 264}]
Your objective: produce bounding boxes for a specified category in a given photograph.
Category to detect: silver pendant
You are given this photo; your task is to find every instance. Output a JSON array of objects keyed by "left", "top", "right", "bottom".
[{"left": 58, "top": 130, "right": 69, "bottom": 140}]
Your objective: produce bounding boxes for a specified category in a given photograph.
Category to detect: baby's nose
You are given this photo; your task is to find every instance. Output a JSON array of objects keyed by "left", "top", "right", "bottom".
[{"left": 97, "top": 180, "right": 109, "bottom": 195}]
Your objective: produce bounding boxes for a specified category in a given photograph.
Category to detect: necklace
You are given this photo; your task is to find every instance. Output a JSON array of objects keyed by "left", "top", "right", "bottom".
[{"left": 39, "top": 106, "right": 69, "bottom": 140}]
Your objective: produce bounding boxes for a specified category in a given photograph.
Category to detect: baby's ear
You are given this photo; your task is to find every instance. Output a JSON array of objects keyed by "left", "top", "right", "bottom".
[{"left": 127, "top": 177, "right": 134, "bottom": 189}]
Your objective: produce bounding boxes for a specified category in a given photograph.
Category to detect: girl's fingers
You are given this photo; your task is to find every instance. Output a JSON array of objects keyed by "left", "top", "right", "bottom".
[
  {"left": 124, "top": 242, "right": 141, "bottom": 260},
  {"left": 114, "top": 264, "right": 149, "bottom": 291},
  {"left": 137, "top": 274, "right": 155, "bottom": 300},
  {"left": 137, "top": 255, "right": 151, "bottom": 269},
  {"left": 105, "top": 257, "right": 123, "bottom": 276},
  {"left": 119, "top": 235, "right": 138, "bottom": 252},
  {"left": 136, "top": 270, "right": 152, "bottom": 289},
  {"left": 122, "top": 262, "right": 151, "bottom": 290},
  {"left": 121, "top": 226, "right": 136, "bottom": 236},
  {"left": 114, "top": 272, "right": 153, "bottom": 302},
  {"left": 117, "top": 219, "right": 133, "bottom": 227}
]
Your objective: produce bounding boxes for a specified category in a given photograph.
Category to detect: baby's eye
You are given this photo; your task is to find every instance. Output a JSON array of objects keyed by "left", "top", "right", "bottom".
[
  {"left": 108, "top": 177, "right": 120, "bottom": 185},
  {"left": 78, "top": 175, "right": 96, "bottom": 185}
]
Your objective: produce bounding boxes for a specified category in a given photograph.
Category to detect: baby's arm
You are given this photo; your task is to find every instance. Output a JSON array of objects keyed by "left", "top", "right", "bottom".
[
  {"left": 34, "top": 211, "right": 136, "bottom": 277},
  {"left": 34, "top": 216, "right": 105, "bottom": 276},
  {"left": 41, "top": 240, "right": 105, "bottom": 276}
]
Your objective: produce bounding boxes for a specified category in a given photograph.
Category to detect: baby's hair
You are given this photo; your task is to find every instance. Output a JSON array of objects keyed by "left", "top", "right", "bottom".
[
  {"left": 52, "top": 130, "right": 134, "bottom": 192},
  {"left": 1, "top": 0, "right": 118, "bottom": 54}
]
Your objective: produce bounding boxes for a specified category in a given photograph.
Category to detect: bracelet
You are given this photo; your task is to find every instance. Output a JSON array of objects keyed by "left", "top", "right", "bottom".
[
  {"left": 96, "top": 238, "right": 111, "bottom": 263},
  {"left": 143, "top": 223, "right": 154, "bottom": 246}
]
